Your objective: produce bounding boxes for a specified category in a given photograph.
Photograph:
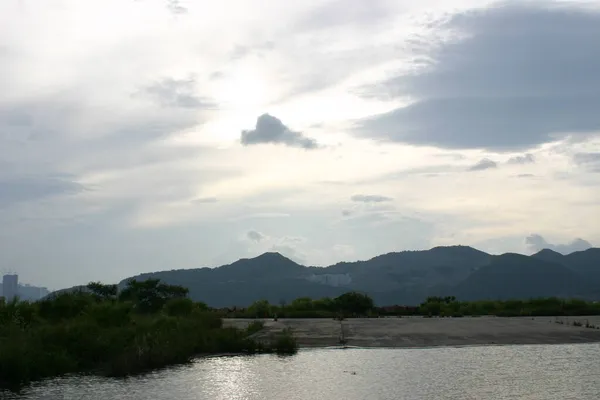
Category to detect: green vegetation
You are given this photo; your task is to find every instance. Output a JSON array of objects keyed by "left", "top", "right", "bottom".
[
  {"left": 411, "top": 296, "right": 600, "bottom": 317},
  {"left": 220, "top": 293, "right": 600, "bottom": 319},
  {"left": 222, "top": 291, "right": 376, "bottom": 319},
  {"left": 0, "top": 279, "right": 296, "bottom": 391}
]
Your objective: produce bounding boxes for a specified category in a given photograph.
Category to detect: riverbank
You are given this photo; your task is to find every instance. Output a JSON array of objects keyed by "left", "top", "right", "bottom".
[
  {"left": 0, "top": 281, "right": 297, "bottom": 391},
  {"left": 225, "top": 316, "right": 600, "bottom": 348}
]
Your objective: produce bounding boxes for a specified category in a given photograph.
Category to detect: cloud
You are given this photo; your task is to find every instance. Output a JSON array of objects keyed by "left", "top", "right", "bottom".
[
  {"left": 573, "top": 152, "right": 600, "bottom": 172},
  {"left": 350, "top": 194, "right": 393, "bottom": 203},
  {"left": 240, "top": 114, "right": 318, "bottom": 149},
  {"left": 356, "top": 3, "right": 600, "bottom": 150},
  {"left": 467, "top": 158, "right": 497, "bottom": 171},
  {"left": 525, "top": 234, "right": 593, "bottom": 255},
  {"left": 193, "top": 197, "right": 218, "bottom": 204},
  {"left": 508, "top": 153, "right": 535, "bottom": 165},
  {"left": 0, "top": 175, "right": 85, "bottom": 207},
  {"left": 167, "top": 0, "right": 187, "bottom": 14},
  {"left": 341, "top": 209, "right": 352, "bottom": 217},
  {"left": 515, "top": 173, "right": 535, "bottom": 178},
  {"left": 140, "top": 77, "right": 215, "bottom": 109},
  {"left": 270, "top": 244, "right": 306, "bottom": 264},
  {"left": 230, "top": 212, "right": 291, "bottom": 221},
  {"left": 229, "top": 42, "right": 275, "bottom": 61},
  {"left": 293, "top": 0, "right": 392, "bottom": 32},
  {"left": 246, "top": 230, "right": 265, "bottom": 243}
]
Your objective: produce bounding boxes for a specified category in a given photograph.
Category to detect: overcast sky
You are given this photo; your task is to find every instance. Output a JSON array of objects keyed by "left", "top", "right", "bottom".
[{"left": 1, "top": 0, "right": 599, "bottom": 289}]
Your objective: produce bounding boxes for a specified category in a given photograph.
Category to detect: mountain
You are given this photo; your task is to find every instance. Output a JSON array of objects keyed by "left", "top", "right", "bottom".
[
  {"left": 563, "top": 248, "right": 600, "bottom": 282},
  {"left": 531, "top": 248, "right": 565, "bottom": 264},
  {"left": 454, "top": 253, "right": 593, "bottom": 300},
  {"left": 120, "top": 252, "right": 344, "bottom": 307},
  {"left": 532, "top": 247, "right": 600, "bottom": 285},
  {"left": 51, "top": 246, "right": 600, "bottom": 307}
]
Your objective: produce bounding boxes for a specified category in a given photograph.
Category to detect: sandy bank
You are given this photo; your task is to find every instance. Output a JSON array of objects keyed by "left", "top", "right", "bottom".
[{"left": 224, "top": 316, "right": 600, "bottom": 348}]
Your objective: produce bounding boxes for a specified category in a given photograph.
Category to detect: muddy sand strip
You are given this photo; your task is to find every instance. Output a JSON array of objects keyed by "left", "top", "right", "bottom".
[{"left": 224, "top": 316, "right": 600, "bottom": 348}]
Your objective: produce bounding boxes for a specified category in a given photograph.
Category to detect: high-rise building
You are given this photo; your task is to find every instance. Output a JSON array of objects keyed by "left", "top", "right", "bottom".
[
  {"left": 2, "top": 274, "right": 18, "bottom": 301},
  {"left": 17, "top": 284, "right": 50, "bottom": 301}
]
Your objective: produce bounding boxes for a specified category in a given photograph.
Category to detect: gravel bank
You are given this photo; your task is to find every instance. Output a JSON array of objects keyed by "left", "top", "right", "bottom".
[{"left": 224, "top": 316, "right": 600, "bottom": 348}]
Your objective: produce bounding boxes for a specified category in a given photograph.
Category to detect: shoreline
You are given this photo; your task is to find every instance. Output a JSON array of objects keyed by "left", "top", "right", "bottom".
[
  {"left": 293, "top": 341, "right": 600, "bottom": 351},
  {"left": 225, "top": 316, "right": 600, "bottom": 349}
]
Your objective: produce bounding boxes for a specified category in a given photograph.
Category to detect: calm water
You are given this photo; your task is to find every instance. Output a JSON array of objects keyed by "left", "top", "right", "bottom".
[{"left": 6, "top": 344, "right": 600, "bottom": 400}]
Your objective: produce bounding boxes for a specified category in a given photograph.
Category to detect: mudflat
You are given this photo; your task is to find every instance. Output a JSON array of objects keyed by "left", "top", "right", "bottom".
[{"left": 224, "top": 316, "right": 600, "bottom": 348}]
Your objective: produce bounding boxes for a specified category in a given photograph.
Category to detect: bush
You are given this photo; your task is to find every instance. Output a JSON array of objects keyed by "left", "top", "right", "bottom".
[
  {"left": 164, "top": 298, "right": 195, "bottom": 317},
  {"left": 0, "top": 280, "right": 284, "bottom": 391},
  {"left": 271, "top": 328, "right": 298, "bottom": 355}
]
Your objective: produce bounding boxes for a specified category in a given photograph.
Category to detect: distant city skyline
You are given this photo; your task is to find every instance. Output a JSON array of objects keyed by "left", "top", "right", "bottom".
[{"left": 1, "top": 274, "right": 50, "bottom": 301}]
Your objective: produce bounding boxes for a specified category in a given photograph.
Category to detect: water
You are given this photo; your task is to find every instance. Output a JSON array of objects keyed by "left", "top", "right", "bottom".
[{"left": 6, "top": 344, "right": 600, "bottom": 400}]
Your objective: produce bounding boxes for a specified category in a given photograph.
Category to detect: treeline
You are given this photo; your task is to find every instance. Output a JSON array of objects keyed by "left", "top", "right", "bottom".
[
  {"left": 0, "top": 279, "right": 296, "bottom": 391},
  {"left": 412, "top": 296, "right": 600, "bottom": 317},
  {"left": 217, "top": 294, "right": 600, "bottom": 318},
  {"left": 219, "top": 291, "right": 375, "bottom": 319}
]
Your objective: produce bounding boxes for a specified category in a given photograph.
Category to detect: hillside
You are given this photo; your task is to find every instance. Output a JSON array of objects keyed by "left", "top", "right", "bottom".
[
  {"left": 454, "top": 253, "right": 593, "bottom": 300},
  {"left": 51, "top": 246, "right": 600, "bottom": 306},
  {"left": 117, "top": 246, "right": 600, "bottom": 306}
]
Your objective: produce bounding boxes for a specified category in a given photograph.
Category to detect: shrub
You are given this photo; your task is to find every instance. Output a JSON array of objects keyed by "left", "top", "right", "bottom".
[
  {"left": 164, "top": 298, "right": 194, "bottom": 317},
  {"left": 271, "top": 328, "right": 298, "bottom": 355}
]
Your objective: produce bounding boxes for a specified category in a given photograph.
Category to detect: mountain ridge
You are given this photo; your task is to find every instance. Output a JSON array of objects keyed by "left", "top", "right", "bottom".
[{"left": 50, "top": 245, "right": 600, "bottom": 307}]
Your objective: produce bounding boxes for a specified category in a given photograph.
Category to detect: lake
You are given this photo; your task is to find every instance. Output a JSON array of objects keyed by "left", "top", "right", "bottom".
[{"left": 6, "top": 344, "right": 600, "bottom": 399}]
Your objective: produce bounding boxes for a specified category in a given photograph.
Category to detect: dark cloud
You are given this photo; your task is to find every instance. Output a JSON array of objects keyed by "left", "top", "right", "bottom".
[
  {"left": 341, "top": 209, "right": 352, "bottom": 217},
  {"left": 467, "top": 158, "right": 497, "bottom": 171},
  {"left": 356, "top": 4, "right": 600, "bottom": 150},
  {"left": 0, "top": 176, "right": 85, "bottom": 207},
  {"left": 573, "top": 152, "right": 600, "bottom": 172},
  {"left": 526, "top": 234, "right": 593, "bottom": 255},
  {"left": 141, "top": 77, "right": 216, "bottom": 109},
  {"left": 350, "top": 194, "right": 393, "bottom": 203},
  {"left": 246, "top": 230, "right": 265, "bottom": 243},
  {"left": 507, "top": 153, "right": 535, "bottom": 164},
  {"left": 241, "top": 114, "right": 318, "bottom": 149}
]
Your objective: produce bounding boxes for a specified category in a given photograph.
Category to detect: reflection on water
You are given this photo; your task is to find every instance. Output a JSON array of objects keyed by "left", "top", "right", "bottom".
[{"left": 6, "top": 344, "right": 600, "bottom": 400}]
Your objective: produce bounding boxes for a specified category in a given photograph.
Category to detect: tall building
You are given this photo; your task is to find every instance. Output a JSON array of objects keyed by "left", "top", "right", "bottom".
[
  {"left": 17, "top": 284, "right": 50, "bottom": 301},
  {"left": 2, "top": 274, "right": 18, "bottom": 301}
]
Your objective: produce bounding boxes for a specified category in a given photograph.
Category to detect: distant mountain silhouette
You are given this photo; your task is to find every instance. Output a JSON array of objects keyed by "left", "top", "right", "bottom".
[
  {"left": 108, "top": 246, "right": 600, "bottom": 306},
  {"left": 454, "top": 253, "right": 593, "bottom": 300},
  {"left": 531, "top": 248, "right": 600, "bottom": 285},
  {"left": 531, "top": 248, "right": 565, "bottom": 264},
  {"left": 50, "top": 246, "right": 600, "bottom": 306}
]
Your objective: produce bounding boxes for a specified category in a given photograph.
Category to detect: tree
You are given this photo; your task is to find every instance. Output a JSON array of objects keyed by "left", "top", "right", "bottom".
[
  {"left": 312, "top": 297, "right": 335, "bottom": 311},
  {"left": 290, "top": 297, "right": 313, "bottom": 311},
  {"left": 118, "top": 279, "right": 189, "bottom": 313},
  {"left": 248, "top": 299, "right": 271, "bottom": 318},
  {"left": 335, "top": 292, "right": 374, "bottom": 315},
  {"left": 86, "top": 282, "right": 117, "bottom": 300}
]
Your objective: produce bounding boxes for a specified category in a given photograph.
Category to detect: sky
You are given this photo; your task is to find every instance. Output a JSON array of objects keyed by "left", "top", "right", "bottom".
[{"left": 1, "top": 0, "right": 599, "bottom": 290}]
